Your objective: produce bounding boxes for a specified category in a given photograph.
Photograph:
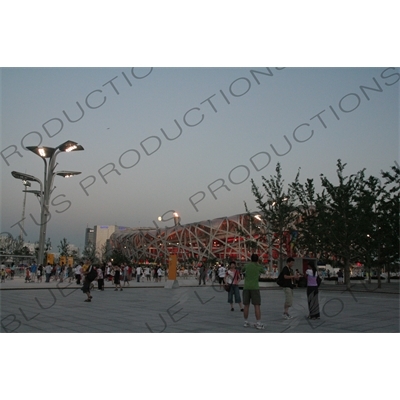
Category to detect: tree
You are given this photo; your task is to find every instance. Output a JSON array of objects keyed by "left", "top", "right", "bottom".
[
  {"left": 290, "top": 175, "right": 329, "bottom": 260},
  {"left": 246, "top": 163, "right": 298, "bottom": 270},
  {"left": 58, "top": 238, "right": 70, "bottom": 257},
  {"left": 109, "top": 249, "right": 129, "bottom": 265},
  {"left": 314, "top": 160, "right": 369, "bottom": 289},
  {"left": 82, "top": 242, "right": 98, "bottom": 263},
  {"left": 380, "top": 165, "right": 400, "bottom": 282}
]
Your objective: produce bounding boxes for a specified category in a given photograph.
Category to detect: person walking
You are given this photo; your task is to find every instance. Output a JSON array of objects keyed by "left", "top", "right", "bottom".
[
  {"left": 37, "top": 265, "right": 43, "bottom": 282},
  {"left": 136, "top": 264, "right": 142, "bottom": 283},
  {"left": 67, "top": 264, "right": 73, "bottom": 283},
  {"left": 25, "top": 267, "right": 31, "bottom": 283},
  {"left": 30, "top": 262, "right": 37, "bottom": 282},
  {"left": 157, "top": 266, "right": 163, "bottom": 282},
  {"left": 122, "top": 264, "right": 130, "bottom": 286},
  {"left": 45, "top": 263, "right": 53, "bottom": 283},
  {"left": 198, "top": 263, "right": 206, "bottom": 285},
  {"left": 225, "top": 261, "right": 244, "bottom": 312},
  {"left": 306, "top": 261, "right": 320, "bottom": 319},
  {"left": 281, "top": 257, "right": 298, "bottom": 319},
  {"left": 59, "top": 264, "right": 65, "bottom": 283},
  {"left": 114, "top": 265, "right": 122, "bottom": 291},
  {"left": 81, "top": 263, "right": 95, "bottom": 302},
  {"left": 75, "top": 263, "right": 82, "bottom": 285},
  {"left": 242, "top": 254, "right": 265, "bottom": 329},
  {"left": 217, "top": 264, "right": 226, "bottom": 288},
  {"left": 144, "top": 266, "right": 151, "bottom": 281},
  {"left": 10, "top": 264, "right": 15, "bottom": 280},
  {"left": 337, "top": 269, "right": 344, "bottom": 284},
  {"left": 97, "top": 265, "right": 105, "bottom": 291}
]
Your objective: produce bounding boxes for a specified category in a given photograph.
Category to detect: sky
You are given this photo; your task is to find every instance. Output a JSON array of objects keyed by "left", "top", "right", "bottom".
[
  {"left": 1, "top": 67, "right": 399, "bottom": 250},
  {"left": 1, "top": 66, "right": 399, "bottom": 250}
]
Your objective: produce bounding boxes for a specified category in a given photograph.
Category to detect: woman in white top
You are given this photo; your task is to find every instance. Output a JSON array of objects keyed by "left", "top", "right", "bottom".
[
  {"left": 225, "top": 261, "right": 244, "bottom": 312},
  {"left": 306, "top": 261, "right": 320, "bottom": 319}
]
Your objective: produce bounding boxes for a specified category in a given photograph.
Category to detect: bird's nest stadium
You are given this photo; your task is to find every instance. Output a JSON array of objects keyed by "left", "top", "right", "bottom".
[{"left": 110, "top": 213, "right": 297, "bottom": 265}]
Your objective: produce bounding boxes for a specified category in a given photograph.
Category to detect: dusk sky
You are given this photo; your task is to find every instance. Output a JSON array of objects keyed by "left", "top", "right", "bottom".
[{"left": 1, "top": 67, "right": 399, "bottom": 250}]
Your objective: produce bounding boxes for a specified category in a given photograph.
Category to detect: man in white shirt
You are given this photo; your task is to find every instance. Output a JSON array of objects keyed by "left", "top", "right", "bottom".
[
  {"left": 75, "top": 263, "right": 82, "bottom": 284},
  {"left": 218, "top": 265, "right": 226, "bottom": 288},
  {"left": 136, "top": 265, "right": 142, "bottom": 282},
  {"left": 157, "top": 267, "right": 163, "bottom": 282},
  {"left": 144, "top": 266, "right": 150, "bottom": 281},
  {"left": 45, "top": 263, "right": 53, "bottom": 282}
]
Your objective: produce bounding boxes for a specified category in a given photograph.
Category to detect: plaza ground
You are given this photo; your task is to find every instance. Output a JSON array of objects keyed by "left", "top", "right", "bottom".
[{"left": 1, "top": 276, "right": 399, "bottom": 333}]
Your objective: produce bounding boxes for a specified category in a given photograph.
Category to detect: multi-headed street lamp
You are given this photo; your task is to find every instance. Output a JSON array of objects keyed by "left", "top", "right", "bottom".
[{"left": 11, "top": 140, "right": 84, "bottom": 266}]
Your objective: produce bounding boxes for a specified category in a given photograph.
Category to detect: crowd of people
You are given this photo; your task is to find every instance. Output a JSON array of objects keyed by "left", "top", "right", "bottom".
[{"left": 1, "top": 256, "right": 322, "bottom": 327}]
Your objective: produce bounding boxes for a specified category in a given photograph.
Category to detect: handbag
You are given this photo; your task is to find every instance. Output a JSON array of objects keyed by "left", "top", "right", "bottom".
[
  {"left": 316, "top": 275, "right": 322, "bottom": 286},
  {"left": 224, "top": 270, "right": 237, "bottom": 292}
]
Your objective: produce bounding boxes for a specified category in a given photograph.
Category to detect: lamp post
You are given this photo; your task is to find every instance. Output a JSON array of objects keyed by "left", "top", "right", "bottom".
[
  {"left": 20, "top": 179, "right": 31, "bottom": 240},
  {"left": 11, "top": 140, "right": 83, "bottom": 266}
]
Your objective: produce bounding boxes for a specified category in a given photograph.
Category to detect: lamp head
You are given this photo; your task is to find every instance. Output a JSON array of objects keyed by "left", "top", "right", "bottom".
[
  {"left": 26, "top": 146, "right": 56, "bottom": 158},
  {"left": 58, "top": 140, "right": 84, "bottom": 152}
]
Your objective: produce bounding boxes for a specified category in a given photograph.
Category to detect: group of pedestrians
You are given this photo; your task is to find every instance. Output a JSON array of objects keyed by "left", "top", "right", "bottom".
[{"left": 223, "top": 255, "right": 321, "bottom": 330}]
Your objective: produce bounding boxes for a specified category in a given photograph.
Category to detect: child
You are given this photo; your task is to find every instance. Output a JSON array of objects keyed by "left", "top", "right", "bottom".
[{"left": 25, "top": 268, "right": 31, "bottom": 283}]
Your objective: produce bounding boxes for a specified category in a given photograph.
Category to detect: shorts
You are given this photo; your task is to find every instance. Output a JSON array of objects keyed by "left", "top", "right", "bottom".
[
  {"left": 284, "top": 287, "right": 293, "bottom": 307},
  {"left": 243, "top": 289, "right": 261, "bottom": 306},
  {"left": 227, "top": 285, "right": 242, "bottom": 304},
  {"left": 82, "top": 280, "right": 91, "bottom": 294}
]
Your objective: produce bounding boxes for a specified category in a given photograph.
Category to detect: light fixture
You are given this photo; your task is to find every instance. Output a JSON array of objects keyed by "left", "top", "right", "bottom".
[
  {"left": 55, "top": 171, "right": 82, "bottom": 178},
  {"left": 26, "top": 146, "right": 56, "bottom": 159}
]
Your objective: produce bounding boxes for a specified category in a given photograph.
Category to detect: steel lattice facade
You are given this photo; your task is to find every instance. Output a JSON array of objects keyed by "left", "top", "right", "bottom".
[{"left": 110, "top": 213, "right": 294, "bottom": 265}]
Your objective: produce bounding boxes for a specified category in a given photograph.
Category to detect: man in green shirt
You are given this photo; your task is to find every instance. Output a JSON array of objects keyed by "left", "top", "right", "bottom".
[{"left": 242, "top": 254, "right": 265, "bottom": 329}]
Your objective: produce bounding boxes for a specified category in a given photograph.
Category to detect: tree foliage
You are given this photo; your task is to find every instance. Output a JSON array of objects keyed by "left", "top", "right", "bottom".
[
  {"left": 58, "top": 238, "right": 70, "bottom": 257},
  {"left": 245, "top": 163, "right": 298, "bottom": 270},
  {"left": 247, "top": 160, "right": 399, "bottom": 288}
]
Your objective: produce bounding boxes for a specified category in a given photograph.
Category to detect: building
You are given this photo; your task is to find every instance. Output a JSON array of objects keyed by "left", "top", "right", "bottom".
[
  {"left": 85, "top": 227, "right": 95, "bottom": 247},
  {"left": 92, "top": 225, "right": 129, "bottom": 259},
  {"left": 110, "top": 213, "right": 296, "bottom": 270}
]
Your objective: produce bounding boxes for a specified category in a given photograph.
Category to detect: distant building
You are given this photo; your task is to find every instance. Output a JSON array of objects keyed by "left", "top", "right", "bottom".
[
  {"left": 90, "top": 225, "right": 129, "bottom": 259},
  {"left": 85, "top": 227, "right": 95, "bottom": 247}
]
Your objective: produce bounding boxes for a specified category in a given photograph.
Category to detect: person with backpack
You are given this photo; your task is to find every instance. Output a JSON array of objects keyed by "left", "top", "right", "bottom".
[{"left": 81, "top": 261, "right": 96, "bottom": 302}]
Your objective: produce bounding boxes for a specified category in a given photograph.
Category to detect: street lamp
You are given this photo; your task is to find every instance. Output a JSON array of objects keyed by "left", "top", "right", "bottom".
[
  {"left": 173, "top": 212, "right": 181, "bottom": 226},
  {"left": 11, "top": 140, "right": 84, "bottom": 266},
  {"left": 18, "top": 179, "right": 32, "bottom": 240}
]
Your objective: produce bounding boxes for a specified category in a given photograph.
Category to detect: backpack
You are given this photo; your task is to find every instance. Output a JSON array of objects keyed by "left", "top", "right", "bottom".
[
  {"left": 86, "top": 266, "right": 97, "bottom": 282},
  {"left": 276, "top": 270, "right": 285, "bottom": 287}
]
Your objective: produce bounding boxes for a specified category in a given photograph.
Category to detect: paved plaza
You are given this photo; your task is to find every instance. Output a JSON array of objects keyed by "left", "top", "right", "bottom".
[{"left": 1, "top": 277, "right": 399, "bottom": 333}]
